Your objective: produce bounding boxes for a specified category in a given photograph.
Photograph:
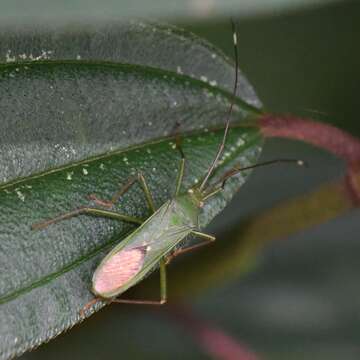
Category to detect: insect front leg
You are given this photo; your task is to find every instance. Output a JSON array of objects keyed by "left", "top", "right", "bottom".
[
  {"left": 110, "top": 257, "right": 167, "bottom": 305},
  {"left": 165, "top": 231, "right": 216, "bottom": 264},
  {"left": 90, "top": 172, "right": 156, "bottom": 213}
]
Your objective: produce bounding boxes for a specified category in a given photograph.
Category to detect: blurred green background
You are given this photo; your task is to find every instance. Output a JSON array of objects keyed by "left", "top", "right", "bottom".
[{"left": 21, "top": 1, "right": 360, "bottom": 359}]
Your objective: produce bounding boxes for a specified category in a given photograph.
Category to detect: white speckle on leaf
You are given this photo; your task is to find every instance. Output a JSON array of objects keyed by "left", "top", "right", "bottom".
[
  {"left": 5, "top": 50, "right": 15, "bottom": 63},
  {"left": 236, "top": 138, "right": 245, "bottom": 147},
  {"left": 209, "top": 80, "right": 217, "bottom": 87},
  {"left": 66, "top": 172, "right": 74, "bottom": 180},
  {"left": 82, "top": 168, "right": 88, "bottom": 175},
  {"left": 211, "top": 53, "right": 217, "bottom": 59},
  {"left": 76, "top": 54, "right": 81, "bottom": 60},
  {"left": 152, "top": 167, "right": 156, "bottom": 172},
  {"left": 15, "top": 189, "right": 25, "bottom": 202},
  {"left": 99, "top": 163, "right": 105, "bottom": 170},
  {"left": 204, "top": 89, "right": 214, "bottom": 98},
  {"left": 176, "top": 66, "right": 183, "bottom": 74},
  {"left": 25, "top": 185, "right": 32, "bottom": 189},
  {"left": 146, "top": 148, "right": 152, "bottom": 154},
  {"left": 200, "top": 75, "right": 208, "bottom": 83}
]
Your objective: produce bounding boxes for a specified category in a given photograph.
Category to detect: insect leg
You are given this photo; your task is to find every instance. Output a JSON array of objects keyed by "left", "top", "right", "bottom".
[
  {"left": 166, "top": 231, "right": 215, "bottom": 264},
  {"left": 80, "top": 297, "right": 104, "bottom": 317},
  {"left": 174, "top": 137, "right": 186, "bottom": 196},
  {"left": 31, "top": 207, "right": 143, "bottom": 230},
  {"left": 80, "top": 259, "right": 166, "bottom": 313},
  {"left": 110, "top": 258, "right": 167, "bottom": 305},
  {"left": 91, "top": 172, "right": 156, "bottom": 213},
  {"left": 137, "top": 172, "right": 156, "bottom": 213}
]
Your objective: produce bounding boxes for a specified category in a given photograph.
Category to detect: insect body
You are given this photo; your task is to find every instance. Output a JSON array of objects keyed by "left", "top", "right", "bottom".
[
  {"left": 32, "top": 150, "right": 224, "bottom": 306},
  {"left": 32, "top": 23, "right": 303, "bottom": 309},
  {"left": 91, "top": 190, "right": 206, "bottom": 301}
]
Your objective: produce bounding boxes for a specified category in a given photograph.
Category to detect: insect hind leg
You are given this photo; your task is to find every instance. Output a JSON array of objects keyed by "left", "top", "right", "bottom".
[
  {"left": 80, "top": 259, "right": 167, "bottom": 316},
  {"left": 80, "top": 297, "right": 104, "bottom": 317},
  {"left": 166, "top": 231, "right": 215, "bottom": 264},
  {"left": 110, "top": 258, "right": 167, "bottom": 305}
]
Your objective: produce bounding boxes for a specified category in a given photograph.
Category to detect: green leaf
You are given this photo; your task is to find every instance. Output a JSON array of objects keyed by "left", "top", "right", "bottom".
[
  {"left": 0, "top": 21, "right": 260, "bottom": 183},
  {"left": 0, "top": 22, "right": 262, "bottom": 359}
]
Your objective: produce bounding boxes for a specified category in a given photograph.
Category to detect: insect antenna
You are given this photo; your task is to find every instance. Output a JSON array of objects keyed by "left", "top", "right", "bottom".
[
  {"left": 199, "top": 19, "right": 239, "bottom": 193},
  {"left": 202, "top": 158, "right": 306, "bottom": 200}
]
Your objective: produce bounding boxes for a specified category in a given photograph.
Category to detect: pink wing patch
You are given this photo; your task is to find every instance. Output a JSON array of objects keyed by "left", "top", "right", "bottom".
[{"left": 93, "top": 247, "right": 146, "bottom": 295}]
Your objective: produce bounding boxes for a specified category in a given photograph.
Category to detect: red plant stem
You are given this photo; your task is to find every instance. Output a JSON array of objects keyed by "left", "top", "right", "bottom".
[
  {"left": 168, "top": 304, "right": 261, "bottom": 360},
  {"left": 259, "top": 114, "right": 360, "bottom": 204}
]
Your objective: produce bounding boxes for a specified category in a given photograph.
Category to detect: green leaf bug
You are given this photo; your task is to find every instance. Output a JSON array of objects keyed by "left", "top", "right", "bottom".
[{"left": 32, "top": 21, "right": 304, "bottom": 312}]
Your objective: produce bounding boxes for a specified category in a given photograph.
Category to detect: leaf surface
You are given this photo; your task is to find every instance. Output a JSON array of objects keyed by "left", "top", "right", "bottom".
[
  {"left": 0, "top": 22, "right": 262, "bottom": 359},
  {"left": 0, "top": 21, "right": 260, "bottom": 183}
]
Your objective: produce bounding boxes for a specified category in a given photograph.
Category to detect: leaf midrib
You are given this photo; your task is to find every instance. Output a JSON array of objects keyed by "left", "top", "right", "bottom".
[{"left": 0, "top": 124, "right": 261, "bottom": 191}]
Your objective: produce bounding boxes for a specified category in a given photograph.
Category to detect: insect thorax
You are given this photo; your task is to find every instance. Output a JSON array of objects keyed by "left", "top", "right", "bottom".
[{"left": 173, "top": 192, "right": 201, "bottom": 228}]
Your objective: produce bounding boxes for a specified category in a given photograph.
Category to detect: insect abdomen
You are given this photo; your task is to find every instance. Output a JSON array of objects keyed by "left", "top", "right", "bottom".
[
  {"left": 92, "top": 246, "right": 146, "bottom": 296},
  {"left": 91, "top": 198, "right": 199, "bottom": 298}
]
